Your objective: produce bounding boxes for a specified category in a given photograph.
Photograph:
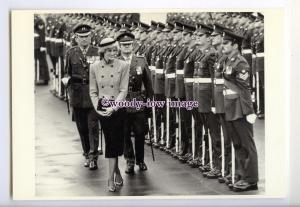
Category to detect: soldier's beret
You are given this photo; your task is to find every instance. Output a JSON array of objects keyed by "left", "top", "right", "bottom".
[
  {"left": 148, "top": 21, "right": 158, "bottom": 32},
  {"left": 211, "top": 23, "right": 227, "bottom": 36},
  {"left": 162, "top": 21, "right": 174, "bottom": 32},
  {"left": 182, "top": 23, "right": 196, "bottom": 34},
  {"left": 222, "top": 29, "right": 244, "bottom": 46},
  {"left": 195, "top": 23, "right": 213, "bottom": 35},
  {"left": 139, "top": 22, "right": 150, "bottom": 32},
  {"left": 73, "top": 24, "right": 92, "bottom": 36},
  {"left": 156, "top": 22, "right": 165, "bottom": 32},
  {"left": 116, "top": 32, "right": 135, "bottom": 44},
  {"left": 173, "top": 21, "right": 183, "bottom": 32}
]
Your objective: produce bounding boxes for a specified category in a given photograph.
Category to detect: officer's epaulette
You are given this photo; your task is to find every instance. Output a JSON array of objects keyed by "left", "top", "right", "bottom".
[{"left": 66, "top": 46, "right": 78, "bottom": 54}]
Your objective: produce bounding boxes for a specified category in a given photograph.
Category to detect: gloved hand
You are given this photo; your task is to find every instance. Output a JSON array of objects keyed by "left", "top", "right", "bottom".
[
  {"left": 246, "top": 113, "right": 257, "bottom": 124},
  {"left": 61, "top": 76, "right": 71, "bottom": 86}
]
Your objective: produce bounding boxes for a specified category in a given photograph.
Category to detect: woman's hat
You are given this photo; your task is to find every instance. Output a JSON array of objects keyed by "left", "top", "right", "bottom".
[{"left": 99, "top": 37, "right": 119, "bottom": 53}]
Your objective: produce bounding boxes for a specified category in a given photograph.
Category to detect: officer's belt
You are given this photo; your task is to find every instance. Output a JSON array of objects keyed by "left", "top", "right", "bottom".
[
  {"left": 155, "top": 69, "right": 164, "bottom": 74},
  {"left": 176, "top": 69, "right": 184, "bottom": 75},
  {"left": 196, "top": 78, "right": 212, "bottom": 83},
  {"left": 71, "top": 77, "right": 89, "bottom": 85},
  {"left": 55, "top": 38, "right": 63, "bottom": 43},
  {"left": 128, "top": 90, "right": 142, "bottom": 95},
  {"left": 166, "top": 73, "right": 176, "bottom": 78},
  {"left": 242, "top": 49, "right": 252, "bottom": 54},
  {"left": 184, "top": 78, "right": 194, "bottom": 83},
  {"left": 256, "top": 52, "right": 264, "bottom": 57},
  {"left": 214, "top": 78, "right": 224, "bottom": 84},
  {"left": 224, "top": 89, "right": 238, "bottom": 95}
]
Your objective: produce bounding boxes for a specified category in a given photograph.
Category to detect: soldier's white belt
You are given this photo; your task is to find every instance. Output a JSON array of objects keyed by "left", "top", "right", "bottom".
[
  {"left": 242, "top": 49, "right": 252, "bottom": 54},
  {"left": 155, "top": 69, "right": 164, "bottom": 74},
  {"left": 50, "top": 38, "right": 56, "bottom": 42},
  {"left": 214, "top": 78, "right": 224, "bottom": 84},
  {"left": 224, "top": 89, "right": 238, "bottom": 95},
  {"left": 34, "top": 33, "right": 39, "bottom": 37},
  {"left": 184, "top": 78, "right": 194, "bottom": 83},
  {"left": 252, "top": 54, "right": 256, "bottom": 59},
  {"left": 55, "top": 38, "right": 63, "bottom": 43},
  {"left": 198, "top": 78, "right": 212, "bottom": 83},
  {"left": 149, "top": 66, "right": 156, "bottom": 71},
  {"left": 176, "top": 69, "right": 184, "bottom": 75},
  {"left": 45, "top": 37, "right": 50, "bottom": 41},
  {"left": 166, "top": 73, "right": 176, "bottom": 78},
  {"left": 66, "top": 41, "right": 71, "bottom": 46},
  {"left": 256, "top": 53, "right": 264, "bottom": 57}
]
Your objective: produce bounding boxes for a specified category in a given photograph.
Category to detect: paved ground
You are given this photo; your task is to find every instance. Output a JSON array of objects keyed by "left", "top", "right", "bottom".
[{"left": 35, "top": 85, "right": 265, "bottom": 197}]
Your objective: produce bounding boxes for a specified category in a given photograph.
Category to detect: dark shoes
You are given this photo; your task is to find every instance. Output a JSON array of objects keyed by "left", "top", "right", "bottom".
[
  {"left": 84, "top": 159, "right": 90, "bottom": 167},
  {"left": 138, "top": 162, "right": 148, "bottom": 171},
  {"left": 232, "top": 180, "right": 258, "bottom": 192},
  {"left": 125, "top": 165, "right": 135, "bottom": 174},
  {"left": 89, "top": 160, "right": 98, "bottom": 170}
]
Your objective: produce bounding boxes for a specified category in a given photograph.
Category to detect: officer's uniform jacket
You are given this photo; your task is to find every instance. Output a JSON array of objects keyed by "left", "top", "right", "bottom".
[
  {"left": 194, "top": 47, "right": 215, "bottom": 113},
  {"left": 212, "top": 51, "right": 227, "bottom": 114},
  {"left": 65, "top": 45, "right": 100, "bottom": 108},
  {"left": 89, "top": 58, "right": 130, "bottom": 111},
  {"left": 175, "top": 45, "right": 189, "bottom": 99},
  {"left": 119, "top": 55, "right": 153, "bottom": 113},
  {"left": 165, "top": 42, "right": 182, "bottom": 98},
  {"left": 222, "top": 52, "right": 254, "bottom": 121}
]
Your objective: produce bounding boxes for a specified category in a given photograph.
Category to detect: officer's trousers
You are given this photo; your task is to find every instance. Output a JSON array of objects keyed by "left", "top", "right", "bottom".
[
  {"left": 73, "top": 107, "right": 99, "bottom": 161},
  {"left": 124, "top": 111, "right": 147, "bottom": 165},
  {"left": 227, "top": 117, "right": 259, "bottom": 183}
]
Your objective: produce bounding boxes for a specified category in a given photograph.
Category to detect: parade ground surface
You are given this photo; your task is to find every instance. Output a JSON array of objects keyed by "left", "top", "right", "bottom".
[{"left": 35, "top": 85, "right": 265, "bottom": 197}]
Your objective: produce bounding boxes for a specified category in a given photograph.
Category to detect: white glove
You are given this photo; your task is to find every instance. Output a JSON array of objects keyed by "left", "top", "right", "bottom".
[
  {"left": 211, "top": 107, "right": 216, "bottom": 114},
  {"left": 61, "top": 77, "right": 71, "bottom": 86},
  {"left": 40, "top": 47, "right": 47, "bottom": 52},
  {"left": 246, "top": 114, "right": 257, "bottom": 124}
]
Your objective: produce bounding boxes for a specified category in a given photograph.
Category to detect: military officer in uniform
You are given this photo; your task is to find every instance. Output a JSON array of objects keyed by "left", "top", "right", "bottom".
[
  {"left": 222, "top": 29, "right": 258, "bottom": 192},
  {"left": 63, "top": 24, "right": 100, "bottom": 170},
  {"left": 116, "top": 32, "right": 153, "bottom": 174}
]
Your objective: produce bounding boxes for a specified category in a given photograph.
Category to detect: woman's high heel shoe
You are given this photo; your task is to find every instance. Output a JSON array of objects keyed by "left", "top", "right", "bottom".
[
  {"left": 108, "top": 180, "right": 116, "bottom": 192},
  {"left": 114, "top": 173, "right": 124, "bottom": 186}
]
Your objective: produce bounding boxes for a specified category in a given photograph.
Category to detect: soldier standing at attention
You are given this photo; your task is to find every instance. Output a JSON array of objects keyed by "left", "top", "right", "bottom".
[
  {"left": 63, "top": 24, "right": 100, "bottom": 170},
  {"left": 222, "top": 29, "right": 258, "bottom": 192},
  {"left": 116, "top": 32, "right": 153, "bottom": 174}
]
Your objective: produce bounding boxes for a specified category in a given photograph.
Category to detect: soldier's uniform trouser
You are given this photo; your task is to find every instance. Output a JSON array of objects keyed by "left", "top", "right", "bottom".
[
  {"left": 258, "top": 71, "right": 264, "bottom": 114},
  {"left": 178, "top": 98, "right": 192, "bottom": 154},
  {"left": 199, "top": 112, "right": 221, "bottom": 169},
  {"left": 218, "top": 113, "right": 232, "bottom": 174},
  {"left": 34, "top": 49, "right": 50, "bottom": 83},
  {"left": 191, "top": 108, "right": 203, "bottom": 157},
  {"left": 227, "top": 116, "right": 258, "bottom": 183},
  {"left": 73, "top": 107, "right": 99, "bottom": 161},
  {"left": 124, "top": 112, "right": 147, "bottom": 166},
  {"left": 155, "top": 94, "right": 166, "bottom": 143},
  {"left": 168, "top": 99, "right": 177, "bottom": 148}
]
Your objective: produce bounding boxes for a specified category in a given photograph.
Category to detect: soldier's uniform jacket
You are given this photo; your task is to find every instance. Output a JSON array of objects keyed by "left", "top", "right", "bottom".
[
  {"left": 149, "top": 43, "right": 161, "bottom": 88},
  {"left": 241, "top": 28, "right": 254, "bottom": 71},
  {"left": 65, "top": 45, "right": 100, "bottom": 108},
  {"left": 212, "top": 52, "right": 227, "bottom": 114},
  {"left": 254, "top": 31, "right": 264, "bottom": 73},
  {"left": 165, "top": 42, "right": 182, "bottom": 98},
  {"left": 183, "top": 46, "right": 199, "bottom": 101},
  {"left": 119, "top": 55, "right": 153, "bottom": 113},
  {"left": 175, "top": 45, "right": 189, "bottom": 99},
  {"left": 194, "top": 47, "right": 215, "bottom": 113},
  {"left": 154, "top": 42, "right": 169, "bottom": 95},
  {"left": 222, "top": 52, "right": 254, "bottom": 121}
]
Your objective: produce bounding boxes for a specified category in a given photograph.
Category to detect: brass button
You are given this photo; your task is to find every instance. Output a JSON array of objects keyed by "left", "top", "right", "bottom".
[
  {"left": 111, "top": 96, "right": 114, "bottom": 98},
  {"left": 111, "top": 74, "right": 113, "bottom": 77},
  {"left": 101, "top": 86, "right": 104, "bottom": 88},
  {"left": 101, "top": 75, "right": 104, "bottom": 78},
  {"left": 111, "top": 85, "right": 113, "bottom": 88},
  {"left": 102, "top": 66, "right": 104, "bottom": 68},
  {"left": 111, "top": 65, "right": 113, "bottom": 67}
]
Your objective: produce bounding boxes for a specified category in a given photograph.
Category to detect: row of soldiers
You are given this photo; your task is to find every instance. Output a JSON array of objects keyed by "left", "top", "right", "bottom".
[{"left": 34, "top": 12, "right": 264, "bottom": 192}]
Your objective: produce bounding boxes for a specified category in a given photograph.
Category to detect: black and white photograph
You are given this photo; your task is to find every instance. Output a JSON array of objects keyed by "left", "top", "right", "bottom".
[{"left": 31, "top": 11, "right": 267, "bottom": 197}]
